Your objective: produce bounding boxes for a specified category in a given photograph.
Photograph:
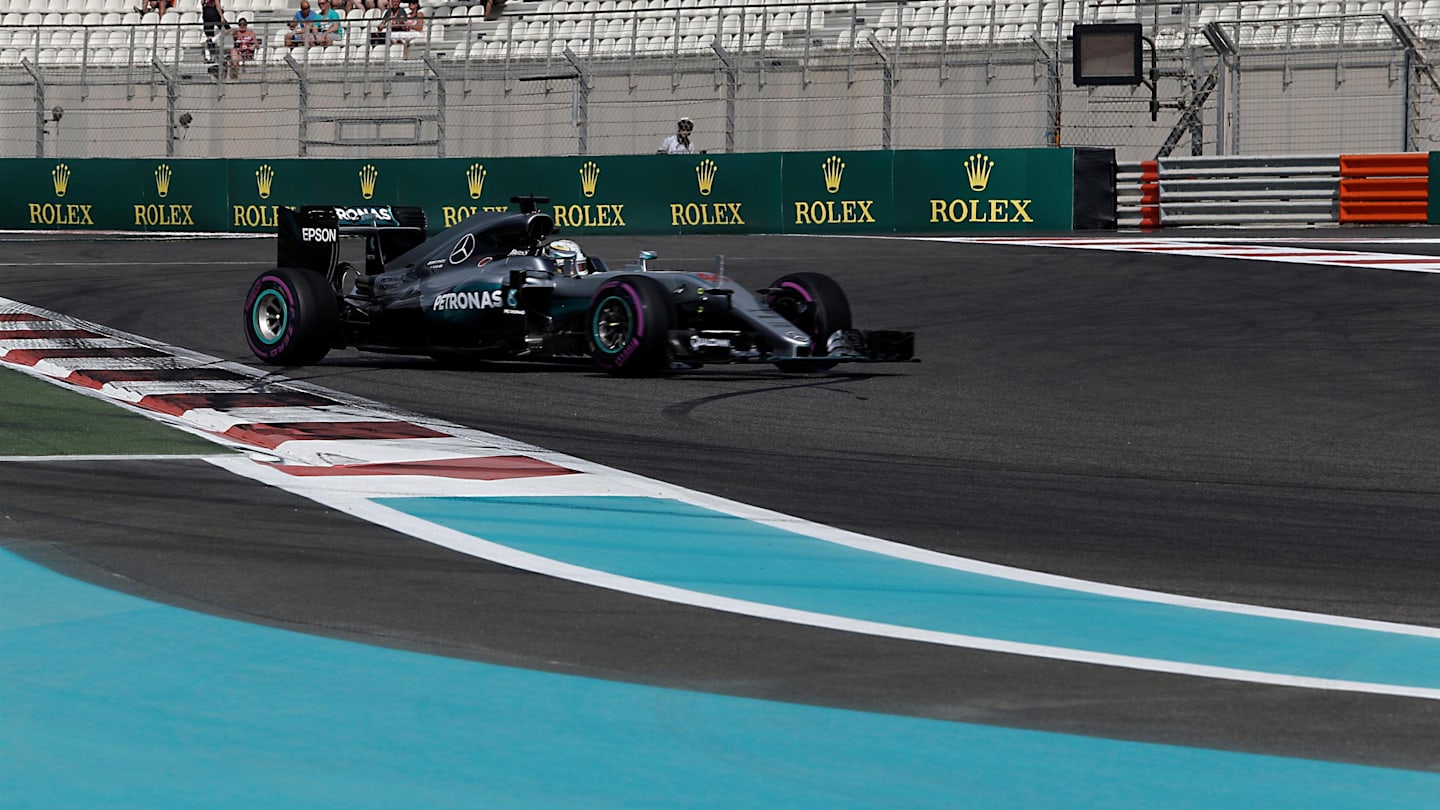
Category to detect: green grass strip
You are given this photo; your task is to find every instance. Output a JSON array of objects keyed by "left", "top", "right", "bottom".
[{"left": 0, "top": 368, "right": 228, "bottom": 457}]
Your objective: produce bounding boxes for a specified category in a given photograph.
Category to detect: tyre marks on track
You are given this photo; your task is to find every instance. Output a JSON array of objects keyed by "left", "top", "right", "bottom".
[{"left": 6, "top": 295, "right": 1440, "bottom": 702}]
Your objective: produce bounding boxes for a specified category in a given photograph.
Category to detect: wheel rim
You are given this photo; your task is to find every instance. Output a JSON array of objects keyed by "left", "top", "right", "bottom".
[
  {"left": 592, "top": 294, "right": 635, "bottom": 354},
  {"left": 252, "top": 288, "right": 289, "bottom": 346}
]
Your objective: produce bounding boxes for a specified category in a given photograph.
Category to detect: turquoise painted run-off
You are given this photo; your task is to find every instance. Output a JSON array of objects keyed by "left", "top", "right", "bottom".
[
  {"left": 378, "top": 495, "right": 1440, "bottom": 692},
  {"left": 3, "top": 549, "right": 1438, "bottom": 808}
]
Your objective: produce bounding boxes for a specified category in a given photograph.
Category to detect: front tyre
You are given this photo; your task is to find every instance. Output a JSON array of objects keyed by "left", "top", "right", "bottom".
[
  {"left": 588, "top": 275, "right": 673, "bottom": 376},
  {"left": 766, "top": 272, "right": 852, "bottom": 372},
  {"left": 243, "top": 266, "right": 339, "bottom": 366}
]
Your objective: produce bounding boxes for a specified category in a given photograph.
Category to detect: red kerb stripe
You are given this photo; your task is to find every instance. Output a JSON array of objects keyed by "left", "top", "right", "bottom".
[
  {"left": 0, "top": 328, "right": 102, "bottom": 340},
  {"left": 2, "top": 347, "right": 168, "bottom": 367},
  {"left": 138, "top": 391, "right": 336, "bottom": 417},
  {"left": 223, "top": 421, "right": 449, "bottom": 449},
  {"left": 69, "top": 367, "right": 251, "bottom": 390}
]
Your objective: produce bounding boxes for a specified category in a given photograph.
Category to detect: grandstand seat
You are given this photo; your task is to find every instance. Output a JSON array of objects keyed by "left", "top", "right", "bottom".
[
  {"left": 1351, "top": 20, "right": 1385, "bottom": 42},
  {"left": 1239, "top": 23, "right": 1273, "bottom": 46},
  {"left": 1255, "top": 2, "right": 1285, "bottom": 21}
]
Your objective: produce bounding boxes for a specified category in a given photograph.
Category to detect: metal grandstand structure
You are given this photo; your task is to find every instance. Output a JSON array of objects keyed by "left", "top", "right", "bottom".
[{"left": 1, "top": 0, "right": 1438, "bottom": 159}]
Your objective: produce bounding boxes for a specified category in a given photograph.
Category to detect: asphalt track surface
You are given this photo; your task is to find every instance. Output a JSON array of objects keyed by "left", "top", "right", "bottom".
[{"left": 3, "top": 231, "right": 1439, "bottom": 772}]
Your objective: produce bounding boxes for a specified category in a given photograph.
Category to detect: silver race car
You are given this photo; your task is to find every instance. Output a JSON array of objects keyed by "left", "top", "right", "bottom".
[{"left": 243, "top": 196, "right": 914, "bottom": 375}]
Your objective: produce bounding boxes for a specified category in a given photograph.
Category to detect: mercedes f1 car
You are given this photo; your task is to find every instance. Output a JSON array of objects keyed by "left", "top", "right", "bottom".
[{"left": 242, "top": 197, "right": 914, "bottom": 376}]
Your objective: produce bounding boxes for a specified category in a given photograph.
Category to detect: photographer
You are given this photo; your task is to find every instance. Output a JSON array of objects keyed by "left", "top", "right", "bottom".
[{"left": 658, "top": 117, "right": 697, "bottom": 155}]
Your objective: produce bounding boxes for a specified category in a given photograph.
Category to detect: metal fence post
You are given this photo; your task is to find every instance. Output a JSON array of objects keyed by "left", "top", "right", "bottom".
[
  {"left": 21, "top": 59, "right": 45, "bottom": 158},
  {"left": 286, "top": 54, "right": 309, "bottom": 157},
  {"left": 866, "top": 31, "right": 893, "bottom": 151},
  {"left": 423, "top": 54, "right": 447, "bottom": 158},
  {"left": 563, "top": 48, "right": 589, "bottom": 156},
  {"left": 711, "top": 42, "right": 736, "bottom": 153}
]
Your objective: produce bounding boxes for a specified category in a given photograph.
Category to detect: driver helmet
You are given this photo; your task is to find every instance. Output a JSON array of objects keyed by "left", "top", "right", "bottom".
[
  {"left": 678, "top": 117, "right": 694, "bottom": 132},
  {"left": 545, "top": 238, "right": 587, "bottom": 275}
]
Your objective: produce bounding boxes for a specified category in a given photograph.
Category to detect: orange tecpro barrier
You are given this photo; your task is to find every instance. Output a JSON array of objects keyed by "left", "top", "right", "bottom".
[
  {"left": 1138, "top": 160, "right": 1160, "bottom": 229},
  {"left": 1338, "top": 153, "right": 1429, "bottom": 223}
]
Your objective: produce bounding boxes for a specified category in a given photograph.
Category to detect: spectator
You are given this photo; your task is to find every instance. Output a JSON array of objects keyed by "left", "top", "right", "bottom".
[
  {"left": 201, "top": 0, "right": 228, "bottom": 38},
  {"left": 659, "top": 117, "right": 697, "bottom": 154},
  {"left": 371, "top": 0, "right": 402, "bottom": 46},
  {"left": 137, "top": 0, "right": 173, "bottom": 15},
  {"left": 229, "top": 16, "right": 258, "bottom": 76},
  {"left": 313, "top": 0, "right": 343, "bottom": 46},
  {"left": 288, "top": 0, "right": 318, "bottom": 47},
  {"left": 388, "top": 0, "right": 423, "bottom": 56}
]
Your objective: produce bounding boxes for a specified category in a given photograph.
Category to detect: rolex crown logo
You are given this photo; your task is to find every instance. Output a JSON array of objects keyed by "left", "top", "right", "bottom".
[
  {"left": 964, "top": 153, "right": 994, "bottom": 193},
  {"left": 822, "top": 155, "right": 845, "bottom": 194},
  {"left": 695, "top": 159, "right": 718, "bottom": 197},
  {"left": 579, "top": 161, "right": 600, "bottom": 198},
  {"left": 466, "top": 163, "right": 486, "bottom": 200},
  {"left": 359, "top": 164, "right": 379, "bottom": 200},
  {"left": 52, "top": 163, "right": 71, "bottom": 198},
  {"left": 154, "top": 164, "right": 172, "bottom": 198},
  {"left": 255, "top": 164, "right": 274, "bottom": 200}
]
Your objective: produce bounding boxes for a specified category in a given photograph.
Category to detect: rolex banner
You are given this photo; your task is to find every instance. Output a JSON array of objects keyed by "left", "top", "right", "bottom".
[
  {"left": 892, "top": 148, "right": 1077, "bottom": 232},
  {"left": 0, "top": 149, "right": 1111, "bottom": 235},
  {"left": 13, "top": 158, "right": 229, "bottom": 232}
]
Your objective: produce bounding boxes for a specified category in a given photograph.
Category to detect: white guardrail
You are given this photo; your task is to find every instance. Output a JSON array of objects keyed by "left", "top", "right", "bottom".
[{"left": 1117, "top": 155, "right": 1341, "bottom": 229}]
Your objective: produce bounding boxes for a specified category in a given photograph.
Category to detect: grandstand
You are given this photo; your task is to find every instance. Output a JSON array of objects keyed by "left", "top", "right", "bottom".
[
  {"left": 0, "top": 1, "right": 1436, "bottom": 159},
  {"left": 0, "top": 1, "right": 1435, "bottom": 65}
]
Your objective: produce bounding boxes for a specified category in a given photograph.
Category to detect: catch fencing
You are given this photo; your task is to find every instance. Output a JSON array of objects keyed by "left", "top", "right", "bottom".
[{"left": 2, "top": 0, "right": 1440, "bottom": 160}]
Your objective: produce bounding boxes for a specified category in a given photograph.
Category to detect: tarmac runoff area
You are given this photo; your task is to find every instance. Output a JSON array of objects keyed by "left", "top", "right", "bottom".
[{"left": 3, "top": 231, "right": 1440, "bottom": 805}]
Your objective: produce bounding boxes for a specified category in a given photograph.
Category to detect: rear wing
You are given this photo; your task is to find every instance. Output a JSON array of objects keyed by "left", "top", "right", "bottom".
[{"left": 277, "top": 205, "right": 428, "bottom": 276}]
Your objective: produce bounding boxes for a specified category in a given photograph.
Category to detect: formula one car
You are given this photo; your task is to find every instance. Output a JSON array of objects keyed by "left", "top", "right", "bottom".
[{"left": 242, "top": 197, "right": 914, "bottom": 375}]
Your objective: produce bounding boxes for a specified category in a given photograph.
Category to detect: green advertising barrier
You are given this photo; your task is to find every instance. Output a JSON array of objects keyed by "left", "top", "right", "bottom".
[
  {"left": 0, "top": 149, "right": 1098, "bottom": 236},
  {"left": 892, "top": 148, "right": 1075, "bottom": 232},
  {"left": 8, "top": 158, "right": 230, "bottom": 232},
  {"left": 495, "top": 153, "right": 785, "bottom": 236},
  {"left": 222, "top": 155, "right": 787, "bottom": 235},
  {"left": 781, "top": 151, "right": 895, "bottom": 234},
  {"left": 227, "top": 158, "right": 409, "bottom": 232}
]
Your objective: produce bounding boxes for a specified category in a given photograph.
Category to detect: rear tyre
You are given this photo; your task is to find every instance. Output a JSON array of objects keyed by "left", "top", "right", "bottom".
[
  {"left": 588, "top": 275, "right": 673, "bottom": 376},
  {"left": 766, "top": 272, "right": 852, "bottom": 372},
  {"left": 243, "top": 266, "right": 339, "bottom": 366}
]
